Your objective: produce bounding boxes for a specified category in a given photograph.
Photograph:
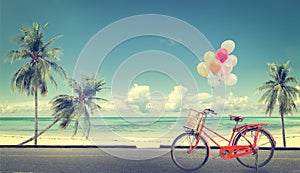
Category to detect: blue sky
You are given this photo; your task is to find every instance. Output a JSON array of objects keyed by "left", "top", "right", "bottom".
[{"left": 0, "top": 0, "right": 299, "bottom": 116}]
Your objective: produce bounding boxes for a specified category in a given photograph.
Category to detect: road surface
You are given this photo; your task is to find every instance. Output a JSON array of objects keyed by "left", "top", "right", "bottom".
[{"left": 1, "top": 147, "right": 300, "bottom": 173}]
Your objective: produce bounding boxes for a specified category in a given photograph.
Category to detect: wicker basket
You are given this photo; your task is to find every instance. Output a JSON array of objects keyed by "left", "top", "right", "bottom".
[{"left": 184, "top": 109, "right": 204, "bottom": 131}]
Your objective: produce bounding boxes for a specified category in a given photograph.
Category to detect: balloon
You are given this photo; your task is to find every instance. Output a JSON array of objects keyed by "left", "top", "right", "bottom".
[
  {"left": 221, "top": 61, "right": 233, "bottom": 76},
  {"left": 208, "top": 74, "right": 220, "bottom": 88},
  {"left": 216, "top": 48, "right": 228, "bottom": 63},
  {"left": 209, "top": 59, "right": 222, "bottom": 74},
  {"left": 197, "top": 62, "right": 208, "bottom": 78},
  {"left": 221, "top": 40, "right": 235, "bottom": 54},
  {"left": 203, "top": 51, "right": 216, "bottom": 66},
  {"left": 224, "top": 73, "right": 238, "bottom": 86},
  {"left": 226, "top": 55, "right": 238, "bottom": 67}
]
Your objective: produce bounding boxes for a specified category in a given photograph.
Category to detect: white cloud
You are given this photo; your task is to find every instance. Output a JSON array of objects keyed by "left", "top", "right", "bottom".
[
  {"left": 0, "top": 100, "right": 51, "bottom": 114},
  {"left": 226, "top": 92, "right": 249, "bottom": 109},
  {"left": 165, "top": 85, "right": 188, "bottom": 112},
  {"left": 0, "top": 100, "right": 53, "bottom": 117},
  {"left": 105, "top": 85, "right": 300, "bottom": 116},
  {"left": 208, "top": 92, "right": 251, "bottom": 115},
  {"left": 127, "top": 84, "right": 151, "bottom": 113},
  {"left": 111, "top": 85, "right": 190, "bottom": 114},
  {"left": 0, "top": 104, "right": 15, "bottom": 113},
  {"left": 112, "top": 95, "right": 130, "bottom": 113},
  {"left": 100, "top": 102, "right": 115, "bottom": 111},
  {"left": 198, "top": 93, "right": 213, "bottom": 100},
  {"left": 182, "top": 92, "right": 212, "bottom": 111}
]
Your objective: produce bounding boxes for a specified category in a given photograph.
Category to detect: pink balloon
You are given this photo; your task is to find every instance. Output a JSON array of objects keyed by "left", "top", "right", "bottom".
[
  {"left": 209, "top": 59, "right": 222, "bottom": 74},
  {"left": 221, "top": 61, "right": 233, "bottom": 76},
  {"left": 216, "top": 48, "right": 228, "bottom": 63}
]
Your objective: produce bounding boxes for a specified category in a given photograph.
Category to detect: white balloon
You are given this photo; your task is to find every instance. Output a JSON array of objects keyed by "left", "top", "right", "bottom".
[
  {"left": 224, "top": 73, "right": 238, "bottom": 86},
  {"left": 203, "top": 51, "right": 216, "bottom": 66},
  {"left": 208, "top": 73, "right": 220, "bottom": 88},
  {"left": 226, "top": 55, "right": 238, "bottom": 67},
  {"left": 221, "top": 61, "right": 233, "bottom": 76},
  {"left": 221, "top": 40, "right": 235, "bottom": 54}
]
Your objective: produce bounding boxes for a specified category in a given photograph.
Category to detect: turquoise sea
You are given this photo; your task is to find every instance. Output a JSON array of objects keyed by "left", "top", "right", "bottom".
[{"left": 1, "top": 116, "right": 299, "bottom": 140}]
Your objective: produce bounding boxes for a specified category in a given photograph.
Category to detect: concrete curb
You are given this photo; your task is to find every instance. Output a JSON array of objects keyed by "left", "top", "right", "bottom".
[{"left": 1, "top": 145, "right": 300, "bottom": 150}]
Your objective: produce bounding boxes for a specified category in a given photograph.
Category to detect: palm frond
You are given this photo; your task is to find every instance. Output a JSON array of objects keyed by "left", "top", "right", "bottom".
[
  {"left": 87, "top": 100, "right": 102, "bottom": 111},
  {"left": 43, "top": 47, "right": 62, "bottom": 60},
  {"left": 267, "top": 63, "right": 277, "bottom": 80},
  {"left": 90, "top": 96, "right": 108, "bottom": 102},
  {"left": 48, "top": 74, "right": 58, "bottom": 88},
  {"left": 266, "top": 89, "right": 278, "bottom": 116},
  {"left": 50, "top": 94, "right": 75, "bottom": 129},
  {"left": 39, "top": 81, "right": 48, "bottom": 96},
  {"left": 257, "top": 81, "right": 274, "bottom": 91},
  {"left": 284, "top": 77, "right": 298, "bottom": 84},
  {"left": 69, "top": 79, "right": 82, "bottom": 95},
  {"left": 44, "top": 59, "right": 67, "bottom": 79},
  {"left": 95, "top": 79, "right": 106, "bottom": 91},
  {"left": 284, "top": 86, "right": 299, "bottom": 99},
  {"left": 258, "top": 88, "right": 272, "bottom": 103},
  {"left": 42, "top": 35, "right": 63, "bottom": 53},
  {"left": 8, "top": 49, "right": 31, "bottom": 63},
  {"left": 43, "top": 22, "right": 49, "bottom": 30},
  {"left": 11, "top": 63, "right": 35, "bottom": 95}
]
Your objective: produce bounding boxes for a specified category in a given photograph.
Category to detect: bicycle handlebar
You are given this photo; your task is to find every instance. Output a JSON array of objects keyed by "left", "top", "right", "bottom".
[{"left": 203, "top": 108, "right": 217, "bottom": 115}]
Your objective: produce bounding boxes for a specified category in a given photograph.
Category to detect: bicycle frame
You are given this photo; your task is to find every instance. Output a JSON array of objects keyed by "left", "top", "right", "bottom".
[{"left": 190, "top": 117, "right": 268, "bottom": 160}]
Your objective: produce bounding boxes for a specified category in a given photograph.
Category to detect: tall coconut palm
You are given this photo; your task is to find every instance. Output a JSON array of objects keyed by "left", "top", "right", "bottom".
[
  {"left": 8, "top": 22, "right": 67, "bottom": 145},
  {"left": 257, "top": 61, "right": 299, "bottom": 147},
  {"left": 19, "top": 75, "right": 107, "bottom": 145}
]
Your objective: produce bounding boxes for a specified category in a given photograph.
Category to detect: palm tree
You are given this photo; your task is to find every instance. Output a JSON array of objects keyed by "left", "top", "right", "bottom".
[
  {"left": 8, "top": 22, "right": 67, "bottom": 145},
  {"left": 19, "top": 95, "right": 73, "bottom": 145},
  {"left": 59, "top": 75, "right": 107, "bottom": 139},
  {"left": 257, "top": 61, "right": 300, "bottom": 147},
  {"left": 19, "top": 75, "right": 107, "bottom": 145}
]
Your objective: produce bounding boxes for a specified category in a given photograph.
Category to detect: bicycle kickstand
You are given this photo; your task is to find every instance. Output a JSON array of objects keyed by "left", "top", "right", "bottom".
[{"left": 255, "top": 148, "right": 259, "bottom": 173}]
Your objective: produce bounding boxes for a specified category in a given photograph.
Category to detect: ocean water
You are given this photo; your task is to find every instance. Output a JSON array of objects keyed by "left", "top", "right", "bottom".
[{"left": 1, "top": 116, "right": 299, "bottom": 140}]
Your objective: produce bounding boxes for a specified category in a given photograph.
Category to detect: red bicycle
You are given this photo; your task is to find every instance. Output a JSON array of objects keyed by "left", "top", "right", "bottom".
[{"left": 171, "top": 109, "right": 276, "bottom": 171}]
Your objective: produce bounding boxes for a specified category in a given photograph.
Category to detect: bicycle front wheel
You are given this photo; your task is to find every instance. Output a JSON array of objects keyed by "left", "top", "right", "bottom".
[
  {"left": 170, "top": 132, "right": 209, "bottom": 171},
  {"left": 234, "top": 128, "right": 275, "bottom": 168}
]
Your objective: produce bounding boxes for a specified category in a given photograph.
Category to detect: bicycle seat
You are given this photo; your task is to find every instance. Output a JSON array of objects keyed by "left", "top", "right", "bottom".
[{"left": 229, "top": 115, "right": 244, "bottom": 122}]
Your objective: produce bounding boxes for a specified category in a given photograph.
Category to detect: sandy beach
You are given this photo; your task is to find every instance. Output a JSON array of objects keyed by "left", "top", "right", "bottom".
[
  {"left": 0, "top": 134, "right": 170, "bottom": 148},
  {"left": 0, "top": 134, "right": 94, "bottom": 146},
  {"left": 1, "top": 133, "right": 299, "bottom": 148}
]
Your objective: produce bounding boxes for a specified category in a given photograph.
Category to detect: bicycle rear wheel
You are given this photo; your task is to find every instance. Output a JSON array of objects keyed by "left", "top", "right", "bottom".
[
  {"left": 170, "top": 132, "right": 209, "bottom": 171},
  {"left": 234, "top": 128, "right": 275, "bottom": 168}
]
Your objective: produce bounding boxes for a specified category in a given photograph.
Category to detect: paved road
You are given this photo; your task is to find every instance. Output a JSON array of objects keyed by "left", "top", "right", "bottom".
[{"left": 1, "top": 147, "right": 300, "bottom": 173}]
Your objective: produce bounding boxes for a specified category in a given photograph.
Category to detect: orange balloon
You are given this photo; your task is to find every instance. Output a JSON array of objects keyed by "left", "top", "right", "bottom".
[{"left": 209, "top": 59, "right": 221, "bottom": 74}]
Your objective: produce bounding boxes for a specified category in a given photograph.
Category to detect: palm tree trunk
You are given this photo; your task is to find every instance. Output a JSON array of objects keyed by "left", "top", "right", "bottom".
[
  {"left": 34, "top": 88, "right": 38, "bottom": 145},
  {"left": 19, "top": 116, "right": 62, "bottom": 145},
  {"left": 280, "top": 113, "right": 287, "bottom": 147},
  {"left": 85, "top": 118, "right": 91, "bottom": 139}
]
